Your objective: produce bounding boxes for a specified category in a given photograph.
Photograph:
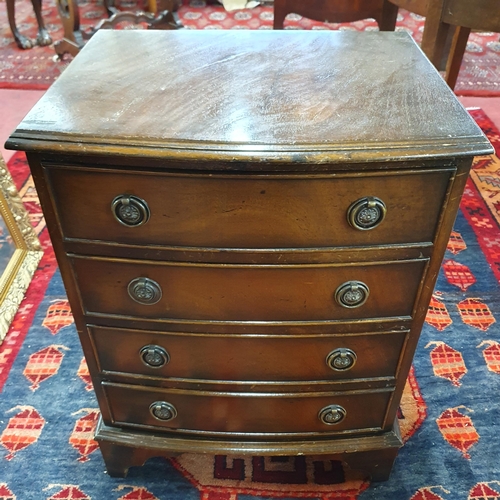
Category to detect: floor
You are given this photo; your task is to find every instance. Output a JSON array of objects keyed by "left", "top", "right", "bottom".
[
  {"left": 1, "top": 89, "right": 500, "bottom": 162},
  {"left": 2, "top": 89, "right": 45, "bottom": 162}
]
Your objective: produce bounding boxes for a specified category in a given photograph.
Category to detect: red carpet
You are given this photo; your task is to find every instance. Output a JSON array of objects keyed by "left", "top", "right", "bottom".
[{"left": 0, "top": 0, "right": 500, "bottom": 94}]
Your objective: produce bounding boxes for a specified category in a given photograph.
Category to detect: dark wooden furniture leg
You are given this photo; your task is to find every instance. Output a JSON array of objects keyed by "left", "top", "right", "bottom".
[
  {"left": 379, "top": 0, "right": 399, "bottom": 31},
  {"left": 6, "top": 0, "right": 32, "bottom": 49},
  {"left": 445, "top": 25, "right": 471, "bottom": 89},
  {"left": 32, "top": 0, "right": 52, "bottom": 46},
  {"left": 96, "top": 418, "right": 181, "bottom": 477},
  {"left": 99, "top": 441, "right": 180, "bottom": 478},
  {"left": 420, "top": 0, "right": 448, "bottom": 64},
  {"left": 98, "top": 441, "right": 145, "bottom": 478},
  {"left": 342, "top": 448, "right": 400, "bottom": 482},
  {"left": 273, "top": 0, "right": 288, "bottom": 29},
  {"left": 7, "top": 0, "right": 52, "bottom": 49},
  {"left": 54, "top": 0, "right": 89, "bottom": 59}
]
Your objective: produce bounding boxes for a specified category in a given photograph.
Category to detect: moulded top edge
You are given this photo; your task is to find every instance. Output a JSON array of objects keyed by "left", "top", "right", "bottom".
[
  {"left": 5, "top": 131, "right": 494, "bottom": 165},
  {"left": 6, "top": 30, "right": 493, "bottom": 160}
]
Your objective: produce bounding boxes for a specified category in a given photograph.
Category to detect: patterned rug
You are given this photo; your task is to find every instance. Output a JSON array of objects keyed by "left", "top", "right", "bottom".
[
  {"left": 1, "top": 108, "right": 500, "bottom": 498},
  {"left": 1, "top": 0, "right": 500, "bottom": 95}
]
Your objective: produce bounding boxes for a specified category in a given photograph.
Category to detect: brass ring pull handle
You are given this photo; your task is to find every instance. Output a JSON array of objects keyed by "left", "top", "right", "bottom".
[
  {"left": 128, "top": 277, "right": 162, "bottom": 305},
  {"left": 149, "top": 401, "right": 177, "bottom": 421},
  {"left": 140, "top": 345, "right": 170, "bottom": 368},
  {"left": 111, "top": 194, "right": 150, "bottom": 227},
  {"left": 326, "top": 348, "right": 357, "bottom": 371},
  {"left": 335, "top": 281, "right": 369, "bottom": 308},
  {"left": 319, "top": 405, "right": 347, "bottom": 425},
  {"left": 347, "top": 196, "right": 386, "bottom": 230}
]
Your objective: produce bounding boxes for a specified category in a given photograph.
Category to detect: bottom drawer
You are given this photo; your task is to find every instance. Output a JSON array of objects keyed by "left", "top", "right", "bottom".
[{"left": 102, "top": 382, "right": 393, "bottom": 436}]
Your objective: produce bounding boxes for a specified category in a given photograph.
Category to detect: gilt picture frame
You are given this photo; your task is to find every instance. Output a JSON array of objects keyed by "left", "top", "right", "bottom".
[{"left": 0, "top": 157, "right": 43, "bottom": 343}]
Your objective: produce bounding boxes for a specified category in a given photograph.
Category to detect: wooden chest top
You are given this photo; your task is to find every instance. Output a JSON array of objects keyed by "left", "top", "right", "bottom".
[{"left": 6, "top": 30, "right": 492, "bottom": 164}]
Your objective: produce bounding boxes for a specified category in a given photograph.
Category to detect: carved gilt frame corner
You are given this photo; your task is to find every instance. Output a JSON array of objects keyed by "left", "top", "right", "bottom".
[{"left": 0, "top": 157, "right": 43, "bottom": 343}]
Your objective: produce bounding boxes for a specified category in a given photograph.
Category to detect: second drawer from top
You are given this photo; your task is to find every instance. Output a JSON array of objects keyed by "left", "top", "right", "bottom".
[{"left": 70, "top": 255, "right": 428, "bottom": 322}]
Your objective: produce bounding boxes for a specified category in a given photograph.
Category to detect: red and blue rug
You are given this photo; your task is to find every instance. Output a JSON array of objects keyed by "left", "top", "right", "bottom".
[{"left": 1, "top": 108, "right": 500, "bottom": 499}]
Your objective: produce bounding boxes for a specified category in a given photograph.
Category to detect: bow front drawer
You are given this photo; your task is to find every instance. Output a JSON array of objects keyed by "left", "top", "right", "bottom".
[
  {"left": 89, "top": 325, "right": 408, "bottom": 383},
  {"left": 70, "top": 255, "right": 428, "bottom": 322},
  {"left": 45, "top": 166, "right": 454, "bottom": 250},
  {"left": 102, "top": 382, "right": 393, "bottom": 436}
]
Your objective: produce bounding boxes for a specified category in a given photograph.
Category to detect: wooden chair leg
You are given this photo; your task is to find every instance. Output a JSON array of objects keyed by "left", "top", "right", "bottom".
[
  {"left": 378, "top": 0, "right": 399, "bottom": 31},
  {"left": 31, "top": 0, "right": 52, "bottom": 46},
  {"left": 445, "top": 25, "right": 470, "bottom": 90},
  {"left": 54, "top": 0, "right": 88, "bottom": 59},
  {"left": 420, "top": 0, "right": 449, "bottom": 63},
  {"left": 6, "top": 0, "right": 34, "bottom": 48},
  {"left": 273, "top": 0, "right": 287, "bottom": 29}
]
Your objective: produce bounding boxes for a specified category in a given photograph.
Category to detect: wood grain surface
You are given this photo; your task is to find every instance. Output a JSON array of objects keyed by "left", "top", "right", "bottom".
[{"left": 7, "top": 31, "right": 492, "bottom": 161}]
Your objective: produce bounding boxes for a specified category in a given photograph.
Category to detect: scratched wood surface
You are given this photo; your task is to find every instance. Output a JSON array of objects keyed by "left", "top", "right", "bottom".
[{"left": 6, "top": 30, "right": 491, "bottom": 162}]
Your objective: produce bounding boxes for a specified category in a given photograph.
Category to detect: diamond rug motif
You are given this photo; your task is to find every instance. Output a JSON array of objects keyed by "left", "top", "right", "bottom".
[{"left": 0, "top": 108, "right": 500, "bottom": 498}]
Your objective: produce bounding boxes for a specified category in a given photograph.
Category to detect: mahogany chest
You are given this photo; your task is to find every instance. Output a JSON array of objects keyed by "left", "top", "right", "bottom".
[{"left": 6, "top": 30, "right": 493, "bottom": 480}]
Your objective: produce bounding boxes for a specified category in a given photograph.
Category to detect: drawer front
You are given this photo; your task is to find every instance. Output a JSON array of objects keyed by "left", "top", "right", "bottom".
[
  {"left": 71, "top": 256, "right": 428, "bottom": 321},
  {"left": 47, "top": 166, "right": 453, "bottom": 249},
  {"left": 90, "top": 326, "right": 407, "bottom": 382},
  {"left": 103, "top": 382, "right": 393, "bottom": 435}
]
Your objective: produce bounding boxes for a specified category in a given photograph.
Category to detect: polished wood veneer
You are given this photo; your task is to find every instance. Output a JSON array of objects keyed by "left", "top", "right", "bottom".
[
  {"left": 6, "top": 30, "right": 493, "bottom": 482},
  {"left": 70, "top": 255, "right": 427, "bottom": 321},
  {"left": 89, "top": 325, "right": 408, "bottom": 384},
  {"left": 45, "top": 166, "right": 453, "bottom": 249},
  {"left": 102, "top": 383, "right": 394, "bottom": 436}
]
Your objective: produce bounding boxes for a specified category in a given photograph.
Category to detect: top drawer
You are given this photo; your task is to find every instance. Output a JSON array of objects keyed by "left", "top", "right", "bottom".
[{"left": 45, "top": 165, "right": 454, "bottom": 250}]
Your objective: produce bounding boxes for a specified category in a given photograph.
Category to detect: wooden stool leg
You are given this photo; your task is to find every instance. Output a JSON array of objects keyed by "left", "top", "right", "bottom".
[{"left": 445, "top": 26, "right": 471, "bottom": 90}]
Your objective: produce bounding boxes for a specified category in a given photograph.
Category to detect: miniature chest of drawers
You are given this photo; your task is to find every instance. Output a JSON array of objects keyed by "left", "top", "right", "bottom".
[{"left": 6, "top": 30, "right": 493, "bottom": 480}]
